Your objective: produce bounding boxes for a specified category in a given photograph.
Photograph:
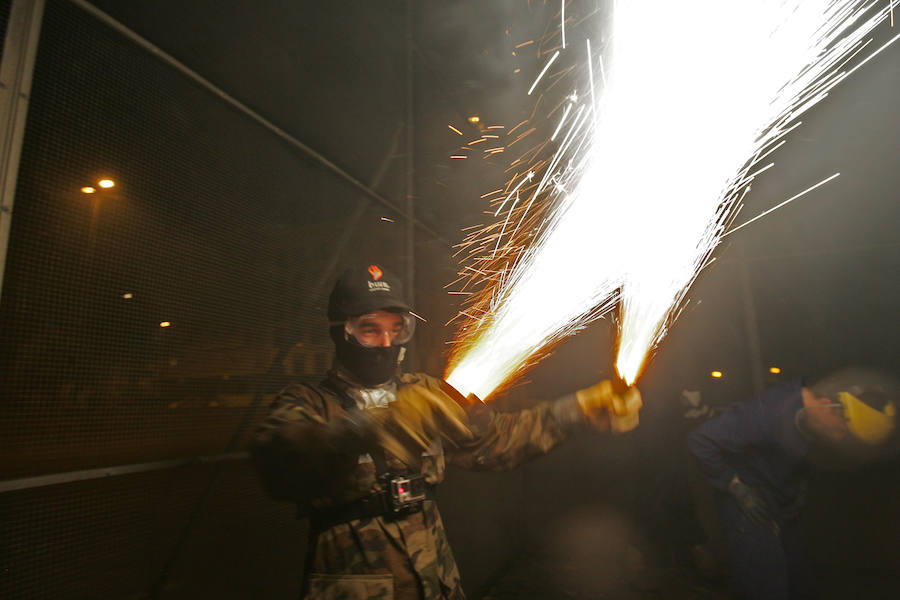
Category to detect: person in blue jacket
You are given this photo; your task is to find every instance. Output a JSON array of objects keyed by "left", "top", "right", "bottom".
[{"left": 687, "top": 368, "right": 896, "bottom": 600}]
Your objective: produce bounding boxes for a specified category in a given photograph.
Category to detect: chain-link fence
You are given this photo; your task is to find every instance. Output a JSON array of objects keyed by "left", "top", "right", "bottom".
[{"left": 0, "top": 0, "right": 458, "bottom": 597}]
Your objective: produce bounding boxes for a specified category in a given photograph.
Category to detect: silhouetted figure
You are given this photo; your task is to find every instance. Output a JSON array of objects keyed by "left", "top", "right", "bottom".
[{"left": 688, "top": 369, "right": 896, "bottom": 600}]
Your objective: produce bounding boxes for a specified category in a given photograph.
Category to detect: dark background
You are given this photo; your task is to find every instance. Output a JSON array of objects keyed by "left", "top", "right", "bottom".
[{"left": 0, "top": 1, "right": 897, "bottom": 598}]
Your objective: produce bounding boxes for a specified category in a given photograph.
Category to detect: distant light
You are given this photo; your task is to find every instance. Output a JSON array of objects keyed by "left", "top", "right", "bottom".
[
  {"left": 159, "top": 321, "right": 171, "bottom": 328},
  {"left": 467, "top": 115, "right": 480, "bottom": 124},
  {"left": 711, "top": 371, "right": 723, "bottom": 379},
  {"left": 81, "top": 186, "right": 96, "bottom": 194},
  {"left": 769, "top": 366, "right": 781, "bottom": 374},
  {"left": 122, "top": 293, "right": 133, "bottom": 299},
  {"left": 98, "top": 179, "right": 115, "bottom": 188}
]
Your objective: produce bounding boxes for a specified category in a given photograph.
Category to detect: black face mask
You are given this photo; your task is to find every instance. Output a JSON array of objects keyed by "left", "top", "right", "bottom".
[{"left": 331, "top": 326, "right": 403, "bottom": 387}]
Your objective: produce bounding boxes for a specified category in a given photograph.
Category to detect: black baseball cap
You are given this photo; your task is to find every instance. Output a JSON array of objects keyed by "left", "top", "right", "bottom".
[{"left": 327, "top": 264, "right": 411, "bottom": 321}]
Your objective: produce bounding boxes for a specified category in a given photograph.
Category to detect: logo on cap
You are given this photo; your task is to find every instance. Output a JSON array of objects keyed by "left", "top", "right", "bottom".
[{"left": 368, "top": 265, "right": 383, "bottom": 281}]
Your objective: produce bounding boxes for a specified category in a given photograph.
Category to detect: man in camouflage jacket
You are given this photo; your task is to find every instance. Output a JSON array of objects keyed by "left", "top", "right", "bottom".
[{"left": 252, "top": 264, "right": 642, "bottom": 599}]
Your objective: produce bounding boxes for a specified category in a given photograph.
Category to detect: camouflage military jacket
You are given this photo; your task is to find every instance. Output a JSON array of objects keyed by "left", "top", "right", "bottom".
[{"left": 252, "top": 370, "right": 583, "bottom": 599}]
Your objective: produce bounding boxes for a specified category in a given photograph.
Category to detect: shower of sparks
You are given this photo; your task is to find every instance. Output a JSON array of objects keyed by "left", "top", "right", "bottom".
[
  {"left": 612, "top": 2, "right": 895, "bottom": 385},
  {"left": 445, "top": 1, "right": 896, "bottom": 400},
  {"left": 493, "top": 171, "right": 533, "bottom": 217}
]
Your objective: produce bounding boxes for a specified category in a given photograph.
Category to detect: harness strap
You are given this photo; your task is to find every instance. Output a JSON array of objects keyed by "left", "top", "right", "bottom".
[
  {"left": 311, "top": 372, "right": 437, "bottom": 531},
  {"left": 309, "top": 486, "right": 437, "bottom": 532},
  {"left": 323, "top": 373, "right": 395, "bottom": 475}
]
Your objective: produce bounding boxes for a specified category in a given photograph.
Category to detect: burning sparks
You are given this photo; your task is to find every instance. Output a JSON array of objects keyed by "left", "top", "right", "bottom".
[
  {"left": 561, "top": 0, "right": 567, "bottom": 49},
  {"left": 611, "top": 2, "right": 895, "bottom": 385},
  {"left": 528, "top": 50, "right": 560, "bottom": 95},
  {"left": 723, "top": 173, "right": 842, "bottom": 238},
  {"left": 445, "top": 2, "right": 896, "bottom": 400}
]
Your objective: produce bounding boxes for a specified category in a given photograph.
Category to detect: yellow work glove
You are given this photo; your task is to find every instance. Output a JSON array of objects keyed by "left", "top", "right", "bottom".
[
  {"left": 371, "top": 383, "right": 472, "bottom": 466},
  {"left": 575, "top": 379, "right": 643, "bottom": 434}
]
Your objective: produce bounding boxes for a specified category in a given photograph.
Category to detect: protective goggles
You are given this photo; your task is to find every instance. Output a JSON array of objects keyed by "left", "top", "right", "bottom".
[{"left": 341, "top": 311, "right": 416, "bottom": 348}]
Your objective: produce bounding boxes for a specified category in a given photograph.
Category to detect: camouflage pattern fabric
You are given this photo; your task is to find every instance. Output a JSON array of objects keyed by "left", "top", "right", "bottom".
[
  {"left": 306, "top": 573, "right": 393, "bottom": 600},
  {"left": 252, "top": 370, "right": 583, "bottom": 599}
]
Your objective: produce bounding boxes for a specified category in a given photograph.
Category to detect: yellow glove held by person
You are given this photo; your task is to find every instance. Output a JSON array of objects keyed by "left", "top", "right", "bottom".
[
  {"left": 575, "top": 380, "right": 643, "bottom": 433},
  {"left": 371, "top": 383, "right": 472, "bottom": 466}
]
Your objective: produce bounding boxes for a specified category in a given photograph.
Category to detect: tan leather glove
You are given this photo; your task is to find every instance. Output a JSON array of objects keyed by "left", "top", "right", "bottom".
[
  {"left": 575, "top": 379, "right": 643, "bottom": 433},
  {"left": 371, "top": 384, "right": 472, "bottom": 465}
]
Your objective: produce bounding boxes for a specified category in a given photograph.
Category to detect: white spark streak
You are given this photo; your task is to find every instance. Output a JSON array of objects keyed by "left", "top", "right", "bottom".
[
  {"left": 586, "top": 39, "right": 597, "bottom": 122},
  {"left": 492, "top": 191, "right": 521, "bottom": 257},
  {"left": 550, "top": 103, "right": 573, "bottom": 141},
  {"left": 448, "top": 1, "right": 894, "bottom": 399},
  {"left": 561, "top": 0, "right": 567, "bottom": 49},
  {"left": 527, "top": 50, "right": 560, "bottom": 95},
  {"left": 493, "top": 172, "right": 533, "bottom": 217},
  {"left": 843, "top": 28, "right": 900, "bottom": 75},
  {"left": 723, "top": 173, "right": 842, "bottom": 238}
]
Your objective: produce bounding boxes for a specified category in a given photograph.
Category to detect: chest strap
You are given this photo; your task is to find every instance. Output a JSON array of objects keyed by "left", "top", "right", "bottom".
[{"left": 309, "top": 485, "right": 437, "bottom": 532}]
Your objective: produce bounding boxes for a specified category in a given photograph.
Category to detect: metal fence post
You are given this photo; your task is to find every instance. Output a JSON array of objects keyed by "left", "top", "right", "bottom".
[{"left": 0, "top": 0, "right": 44, "bottom": 305}]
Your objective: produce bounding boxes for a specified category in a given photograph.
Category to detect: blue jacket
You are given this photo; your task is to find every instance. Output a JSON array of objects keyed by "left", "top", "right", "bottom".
[{"left": 688, "top": 380, "right": 810, "bottom": 509}]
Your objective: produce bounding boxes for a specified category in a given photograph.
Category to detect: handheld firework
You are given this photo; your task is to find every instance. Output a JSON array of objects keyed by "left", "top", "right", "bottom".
[{"left": 445, "top": 1, "right": 898, "bottom": 401}]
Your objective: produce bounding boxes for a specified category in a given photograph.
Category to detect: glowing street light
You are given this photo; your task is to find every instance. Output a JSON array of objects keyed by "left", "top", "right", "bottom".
[
  {"left": 711, "top": 371, "right": 723, "bottom": 379},
  {"left": 467, "top": 115, "right": 480, "bottom": 124},
  {"left": 98, "top": 179, "right": 115, "bottom": 188},
  {"left": 122, "top": 293, "right": 133, "bottom": 299},
  {"left": 769, "top": 366, "right": 782, "bottom": 374},
  {"left": 159, "top": 321, "right": 171, "bottom": 328},
  {"left": 81, "top": 186, "right": 96, "bottom": 194}
]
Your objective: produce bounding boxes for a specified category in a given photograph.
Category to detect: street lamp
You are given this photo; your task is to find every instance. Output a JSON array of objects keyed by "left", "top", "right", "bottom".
[{"left": 80, "top": 176, "right": 120, "bottom": 254}]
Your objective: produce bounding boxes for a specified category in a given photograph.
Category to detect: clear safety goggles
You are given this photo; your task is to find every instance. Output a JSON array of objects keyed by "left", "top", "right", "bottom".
[{"left": 342, "top": 311, "right": 416, "bottom": 348}]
